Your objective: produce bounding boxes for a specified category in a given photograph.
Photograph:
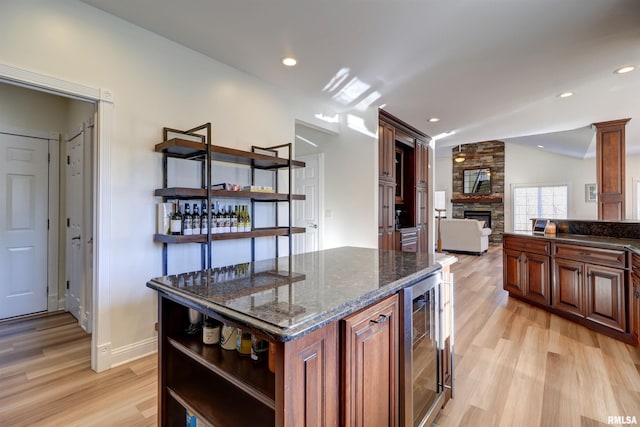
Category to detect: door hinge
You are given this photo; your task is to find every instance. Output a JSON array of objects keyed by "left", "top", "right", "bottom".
[
  {"left": 48, "top": 153, "right": 51, "bottom": 163},
  {"left": 67, "top": 155, "right": 70, "bottom": 165},
  {"left": 48, "top": 219, "right": 50, "bottom": 230},
  {"left": 67, "top": 218, "right": 70, "bottom": 227},
  {"left": 66, "top": 280, "right": 70, "bottom": 290}
]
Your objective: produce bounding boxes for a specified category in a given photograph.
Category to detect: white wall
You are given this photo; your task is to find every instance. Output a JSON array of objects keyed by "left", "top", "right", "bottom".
[
  {"left": 295, "top": 119, "right": 378, "bottom": 250},
  {"left": 0, "top": 0, "right": 376, "bottom": 365}
]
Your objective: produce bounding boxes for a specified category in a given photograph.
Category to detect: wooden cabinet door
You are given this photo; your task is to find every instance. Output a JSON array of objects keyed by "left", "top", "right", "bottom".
[
  {"left": 379, "top": 181, "right": 395, "bottom": 250},
  {"left": 415, "top": 186, "right": 428, "bottom": 253},
  {"left": 632, "top": 276, "right": 640, "bottom": 345},
  {"left": 415, "top": 141, "right": 428, "bottom": 187},
  {"left": 279, "top": 322, "right": 339, "bottom": 427},
  {"left": 503, "top": 249, "right": 524, "bottom": 296},
  {"left": 523, "top": 253, "right": 550, "bottom": 305},
  {"left": 552, "top": 259, "right": 584, "bottom": 318},
  {"left": 584, "top": 264, "right": 625, "bottom": 332},
  {"left": 379, "top": 122, "right": 395, "bottom": 180},
  {"left": 342, "top": 294, "right": 399, "bottom": 427}
]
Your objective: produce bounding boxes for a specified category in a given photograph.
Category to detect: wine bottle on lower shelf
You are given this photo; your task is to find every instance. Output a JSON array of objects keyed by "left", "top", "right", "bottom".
[
  {"left": 192, "top": 203, "right": 201, "bottom": 235},
  {"left": 245, "top": 205, "right": 252, "bottom": 232},
  {"left": 183, "top": 203, "right": 193, "bottom": 235},
  {"left": 169, "top": 201, "right": 182, "bottom": 235},
  {"left": 201, "top": 201, "right": 208, "bottom": 235},
  {"left": 230, "top": 205, "right": 238, "bottom": 233}
]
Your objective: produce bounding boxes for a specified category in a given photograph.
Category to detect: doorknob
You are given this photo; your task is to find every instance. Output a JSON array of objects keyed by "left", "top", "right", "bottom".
[{"left": 308, "top": 224, "right": 318, "bottom": 229}]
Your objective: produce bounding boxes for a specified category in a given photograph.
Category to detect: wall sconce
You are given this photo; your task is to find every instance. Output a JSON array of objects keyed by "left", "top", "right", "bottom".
[{"left": 454, "top": 144, "right": 465, "bottom": 163}]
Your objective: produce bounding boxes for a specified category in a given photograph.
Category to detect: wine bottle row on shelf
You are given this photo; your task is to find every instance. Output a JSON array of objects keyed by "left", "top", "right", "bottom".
[{"left": 168, "top": 200, "right": 252, "bottom": 236}]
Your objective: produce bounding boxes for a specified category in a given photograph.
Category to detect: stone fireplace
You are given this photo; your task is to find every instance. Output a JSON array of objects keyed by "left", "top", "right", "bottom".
[{"left": 451, "top": 141, "right": 504, "bottom": 244}]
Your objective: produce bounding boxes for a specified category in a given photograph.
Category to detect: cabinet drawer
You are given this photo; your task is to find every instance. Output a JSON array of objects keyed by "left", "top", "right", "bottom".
[
  {"left": 554, "top": 243, "right": 626, "bottom": 269},
  {"left": 401, "top": 241, "right": 417, "bottom": 253},
  {"left": 503, "top": 236, "right": 550, "bottom": 255}
]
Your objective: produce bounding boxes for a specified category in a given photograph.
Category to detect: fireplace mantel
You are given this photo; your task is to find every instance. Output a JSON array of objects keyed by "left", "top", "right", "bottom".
[{"left": 451, "top": 195, "right": 503, "bottom": 204}]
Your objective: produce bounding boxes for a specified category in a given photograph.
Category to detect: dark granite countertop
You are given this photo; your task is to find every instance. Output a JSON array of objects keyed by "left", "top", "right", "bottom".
[
  {"left": 147, "top": 246, "right": 444, "bottom": 342},
  {"left": 504, "top": 231, "right": 640, "bottom": 254}
]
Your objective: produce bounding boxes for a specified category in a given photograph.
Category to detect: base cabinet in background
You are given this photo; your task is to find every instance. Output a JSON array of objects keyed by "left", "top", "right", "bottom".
[
  {"left": 631, "top": 253, "right": 640, "bottom": 345},
  {"left": 502, "top": 236, "right": 551, "bottom": 305},
  {"left": 503, "top": 234, "right": 634, "bottom": 345}
]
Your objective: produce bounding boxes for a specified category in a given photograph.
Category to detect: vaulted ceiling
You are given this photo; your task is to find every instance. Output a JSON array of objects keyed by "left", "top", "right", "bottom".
[{"left": 81, "top": 0, "right": 640, "bottom": 158}]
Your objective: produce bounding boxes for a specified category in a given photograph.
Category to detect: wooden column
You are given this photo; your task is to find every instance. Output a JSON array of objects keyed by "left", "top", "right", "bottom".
[{"left": 593, "top": 118, "right": 630, "bottom": 220}]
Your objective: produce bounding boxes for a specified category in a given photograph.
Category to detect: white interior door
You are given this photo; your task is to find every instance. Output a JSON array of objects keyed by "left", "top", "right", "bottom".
[
  {"left": 65, "top": 120, "right": 94, "bottom": 331},
  {"left": 66, "top": 128, "right": 83, "bottom": 322},
  {"left": 294, "top": 153, "right": 323, "bottom": 253},
  {"left": 0, "top": 133, "right": 49, "bottom": 319}
]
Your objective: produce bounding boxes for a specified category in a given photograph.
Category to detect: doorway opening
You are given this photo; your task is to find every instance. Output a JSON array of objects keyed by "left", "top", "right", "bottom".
[
  {"left": 0, "top": 62, "right": 113, "bottom": 372},
  {"left": 0, "top": 82, "right": 95, "bottom": 332}
]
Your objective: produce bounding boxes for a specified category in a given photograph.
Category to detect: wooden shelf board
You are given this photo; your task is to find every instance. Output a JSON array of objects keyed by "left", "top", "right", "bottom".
[
  {"left": 155, "top": 139, "right": 305, "bottom": 168},
  {"left": 154, "top": 227, "right": 305, "bottom": 243},
  {"left": 155, "top": 138, "right": 207, "bottom": 159},
  {"left": 167, "top": 379, "right": 274, "bottom": 427},
  {"left": 154, "top": 187, "right": 305, "bottom": 201},
  {"left": 169, "top": 336, "right": 275, "bottom": 408}
]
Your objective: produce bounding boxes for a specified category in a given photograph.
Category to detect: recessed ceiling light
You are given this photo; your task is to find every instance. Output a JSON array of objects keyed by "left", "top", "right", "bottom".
[
  {"left": 558, "top": 91, "right": 573, "bottom": 98},
  {"left": 537, "top": 145, "right": 544, "bottom": 148},
  {"left": 614, "top": 65, "right": 635, "bottom": 74},
  {"left": 282, "top": 57, "right": 297, "bottom": 67},
  {"left": 428, "top": 117, "right": 440, "bottom": 123}
]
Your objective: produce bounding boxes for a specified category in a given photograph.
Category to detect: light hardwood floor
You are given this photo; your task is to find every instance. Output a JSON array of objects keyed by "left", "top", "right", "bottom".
[{"left": 1, "top": 246, "right": 639, "bottom": 426}]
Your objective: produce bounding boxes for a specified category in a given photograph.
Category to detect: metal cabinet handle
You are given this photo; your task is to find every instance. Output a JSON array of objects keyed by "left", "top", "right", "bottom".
[
  {"left": 370, "top": 314, "right": 388, "bottom": 324},
  {"left": 72, "top": 236, "right": 81, "bottom": 241},
  {"left": 635, "top": 289, "right": 640, "bottom": 298}
]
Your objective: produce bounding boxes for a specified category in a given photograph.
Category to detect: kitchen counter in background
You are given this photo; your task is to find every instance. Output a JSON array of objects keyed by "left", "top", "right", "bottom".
[{"left": 505, "top": 230, "right": 640, "bottom": 254}]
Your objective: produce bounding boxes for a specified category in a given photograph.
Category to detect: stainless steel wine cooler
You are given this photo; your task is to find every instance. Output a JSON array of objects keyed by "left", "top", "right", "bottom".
[{"left": 399, "top": 270, "right": 454, "bottom": 426}]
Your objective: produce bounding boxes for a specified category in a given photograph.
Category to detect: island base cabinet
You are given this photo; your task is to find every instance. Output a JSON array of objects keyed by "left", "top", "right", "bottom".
[
  {"left": 342, "top": 294, "right": 399, "bottom": 427},
  {"left": 277, "top": 322, "right": 339, "bottom": 427}
]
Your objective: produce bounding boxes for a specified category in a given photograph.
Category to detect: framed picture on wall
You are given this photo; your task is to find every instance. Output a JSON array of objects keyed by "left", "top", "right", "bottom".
[{"left": 585, "top": 183, "right": 597, "bottom": 202}]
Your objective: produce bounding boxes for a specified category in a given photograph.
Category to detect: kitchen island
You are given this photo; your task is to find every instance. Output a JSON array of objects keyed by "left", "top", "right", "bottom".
[{"left": 147, "top": 246, "right": 455, "bottom": 426}]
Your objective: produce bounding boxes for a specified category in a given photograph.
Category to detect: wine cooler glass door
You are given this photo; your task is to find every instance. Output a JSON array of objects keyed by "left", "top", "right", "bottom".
[{"left": 411, "top": 285, "right": 440, "bottom": 425}]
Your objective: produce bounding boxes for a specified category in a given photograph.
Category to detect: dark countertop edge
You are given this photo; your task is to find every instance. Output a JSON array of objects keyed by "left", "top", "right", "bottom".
[
  {"left": 503, "top": 231, "right": 640, "bottom": 254},
  {"left": 147, "top": 262, "right": 444, "bottom": 342}
]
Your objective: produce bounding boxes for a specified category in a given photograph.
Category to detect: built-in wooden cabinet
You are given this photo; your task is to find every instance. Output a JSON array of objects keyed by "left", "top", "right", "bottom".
[
  {"left": 593, "top": 118, "right": 630, "bottom": 220},
  {"left": 502, "top": 235, "right": 551, "bottom": 305},
  {"left": 378, "top": 110, "right": 430, "bottom": 253},
  {"left": 503, "top": 234, "right": 635, "bottom": 344},
  {"left": 553, "top": 243, "right": 626, "bottom": 332},
  {"left": 342, "top": 294, "right": 399, "bottom": 427}
]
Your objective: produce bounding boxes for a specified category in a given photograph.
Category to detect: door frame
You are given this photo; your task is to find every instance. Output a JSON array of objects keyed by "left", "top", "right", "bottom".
[{"left": 0, "top": 63, "right": 114, "bottom": 372}]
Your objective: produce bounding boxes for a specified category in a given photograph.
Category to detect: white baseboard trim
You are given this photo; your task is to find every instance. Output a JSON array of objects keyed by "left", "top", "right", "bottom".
[{"left": 110, "top": 336, "right": 158, "bottom": 368}]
